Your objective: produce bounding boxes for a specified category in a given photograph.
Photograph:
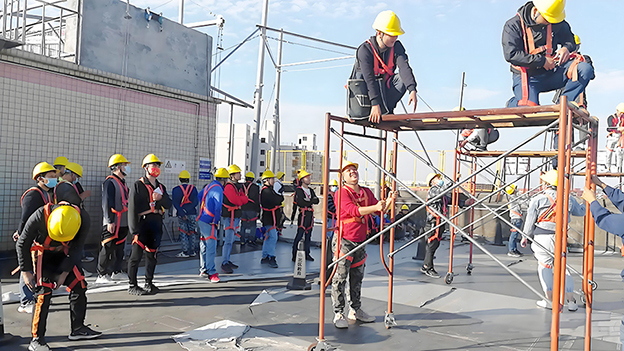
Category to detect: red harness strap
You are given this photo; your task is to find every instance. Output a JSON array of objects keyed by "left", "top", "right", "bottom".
[
  {"left": 200, "top": 223, "right": 218, "bottom": 241},
  {"left": 537, "top": 194, "right": 557, "bottom": 223},
  {"left": 366, "top": 39, "right": 395, "bottom": 89},
  {"left": 260, "top": 185, "right": 280, "bottom": 234},
  {"left": 54, "top": 180, "right": 80, "bottom": 203},
  {"left": 426, "top": 206, "right": 442, "bottom": 242},
  {"left": 223, "top": 183, "right": 243, "bottom": 235},
  {"left": 197, "top": 183, "right": 219, "bottom": 221},
  {"left": 64, "top": 265, "right": 86, "bottom": 292},
  {"left": 339, "top": 250, "right": 367, "bottom": 268},
  {"left": 132, "top": 234, "right": 157, "bottom": 253},
  {"left": 514, "top": 13, "right": 552, "bottom": 107},
  {"left": 340, "top": 186, "right": 374, "bottom": 235},
  {"left": 241, "top": 182, "right": 259, "bottom": 222},
  {"left": 102, "top": 175, "right": 129, "bottom": 246},
  {"left": 295, "top": 186, "right": 315, "bottom": 232},
  {"left": 21, "top": 187, "right": 52, "bottom": 207},
  {"left": 180, "top": 184, "right": 195, "bottom": 206},
  {"left": 142, "top": 178, "right": 164, "bottom": 214}
]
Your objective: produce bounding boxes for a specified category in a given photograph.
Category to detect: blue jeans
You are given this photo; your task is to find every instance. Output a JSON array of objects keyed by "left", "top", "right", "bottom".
[
  {"left": 221, "top": 216, "right": 241, "bottom": 264},
  {"left": 178, "top": 216, "right": 199, "bottom": 255},
  {"left": 508, "top": 218, "right": 523, "bottom": 252},
  {"left": 198, "top": 220, "right": 218, "bottom": 275},
  {"left": 507, "top": 60, "right": 594, "bottom": 107},
  {"left": 262, "top": 227, "right": 278, "bottom": 258},
  {"left": 20, "top": 274, "right": 34, "bottom": 305}
]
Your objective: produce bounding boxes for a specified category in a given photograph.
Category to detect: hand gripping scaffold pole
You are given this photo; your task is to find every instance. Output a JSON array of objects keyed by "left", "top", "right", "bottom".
[{"left": 309, "top": 97, "right": 599, "bottom": 351}]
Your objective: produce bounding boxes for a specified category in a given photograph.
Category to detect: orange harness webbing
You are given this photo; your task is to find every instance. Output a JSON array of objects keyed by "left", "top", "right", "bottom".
[
  {"left": 514, "top": 13, "right": 552, "bottom": 107},
  {"left": 339, "top": 186, "right": 373, "bottom": 235},
  {"left": 223, "top": 183, "right": 243, "bottom": 235},
  {"left": 102, "top": 175, "right": 129, "bottom": 246},
  {"left": 260, "top": 185, "right": 280, "bottom": 235},
  {"left": 426, "top": 206, "right": 442, "bottom": 243},
  {"left": 179, "top": 184, "right": 195, "bottom": 206},
  {"left": 295, "top": 186, "right": 315, "bottom": 232},
  {"left": 241, "top": 182, "right": 259, "bottom": 222},
  {"left": 21, "top": 187, "right": 51, "bottom": 207},
  {"left": 537, "top": 194, "right": 557, "bottom": 223},
  {"left": 199, "top": 223, "right": 218, "bottom": 241},
  {"left": 197, "top": 183, "right": 219, "bottom": 221},
  {"left": 142, "top": 178, "right": 164, "bottom": 214},
  {"left": 366, "top": 39, "right": 395, "bottom": 89},
  {"left": 54, "top": 180, "right": 80, "bottom": 203},
  {"left": 132, "top": 234, "right": 157, "bottom": 253},
  {"left": 338, "top": 250, "right": 367, "bottom": 269}
]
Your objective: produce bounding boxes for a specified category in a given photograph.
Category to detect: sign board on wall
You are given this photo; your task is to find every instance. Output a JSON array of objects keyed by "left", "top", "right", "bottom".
[
  {"left": 199, "top": 157, "right": 212, "bottom": 180},
  {"left": 164, "top": 160, "right": 186, "bottom": 174}
]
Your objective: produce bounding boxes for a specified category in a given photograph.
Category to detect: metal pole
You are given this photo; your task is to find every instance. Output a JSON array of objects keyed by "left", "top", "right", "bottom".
[
  {"left": 271, "top": 29, "right": 283, "bottom": 172},
  {"left": 228, "top": 103, "right": 234, "bottom": 165},
  {"left": 41, "top": 3, "right": 46, "bottom": 55},
  {"left": 385, "top": 132, "right": 399, "bottom": 328},
  {"left": 250, "top": 0, "right": 269, "bottom": 176},
  {"left": 316, "top": 113, "right": 331, "bottom": 347},
  {"left": 376, "top": 129, "right": 383, "bottom": 198},
  {"left": 458, "top": 72, "right": 466, "bottom": 109},
  {"left": 178, "top": 0, "right": 184, "bottom": 23},
  {"left": 584, "top": 124, "right": 597, "bottom": 351}
]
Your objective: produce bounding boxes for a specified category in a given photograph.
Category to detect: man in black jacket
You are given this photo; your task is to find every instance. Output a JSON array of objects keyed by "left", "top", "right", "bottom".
[
  {"left": 260, "top": 170, "right": 283, "bottom": 268},
  {"left": 17, "top": 203, "right": 101, "bottom": 351},
  {"left": 241, "top": 171, "right": 261, "bottom": 246},
  {"left": 292, "top": 170, "right": 319, "bottom": 261},
  {"left": 350, "top": 10, "right": 417, "bottom": 123},
  {"left": 502, "top": 0, "right": 594, "bottom": 107},
  {"left": 127, "top": 154, "right": 172, "bottom": 295}
]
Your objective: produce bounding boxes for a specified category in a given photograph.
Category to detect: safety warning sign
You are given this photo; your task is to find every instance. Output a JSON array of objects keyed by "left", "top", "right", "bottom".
[{"left": 164, "top": 160, "right": 186, "bottom": 174}]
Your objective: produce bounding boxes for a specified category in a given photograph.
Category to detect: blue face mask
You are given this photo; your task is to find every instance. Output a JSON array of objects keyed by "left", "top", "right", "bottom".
[
  {"left": 124, "top": 165, "right": 131, "bottom": 175},
  {"left": 45, "top": 177, "right": 58, "bottom": 188},
  {"left": 72, "top": 179, "right": 79, "bottom": 184},
  {"left": 330, "top": 186, "right": 338, "bottom": 193},
  {"left": 437, "top": 179, "right": 444, "bottom": 187}
]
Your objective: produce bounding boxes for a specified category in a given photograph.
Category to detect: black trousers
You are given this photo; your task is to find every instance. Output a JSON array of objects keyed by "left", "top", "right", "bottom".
[
  {"left": 423, "top": 220, "right": 446, "bottom": 269},
  {"left": 292, "top": 212, "right": 314, "bottom": 258},
  {"left": 32, "top": 266, "right": 87, "bottom": 342},
  {"left": 97, "top": 226, "right": 128, "bottom": 276},
  {"left": 128, "top": 215, "right": 161, "bottom": 286}
]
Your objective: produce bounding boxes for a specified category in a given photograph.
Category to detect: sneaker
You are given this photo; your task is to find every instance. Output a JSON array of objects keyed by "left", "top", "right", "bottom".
[
  {"left": 424, "top": 268, "right": 440, "bottom": 278},
  {"left": 305, "top": 255, "right": 315, "bottom": 262},
  {"left": 176, "top": 252, "right": 190, "bottom": 258},
  {"left": 28, "top": 339, "right": 50, "bottom": 351},
  {"left": 68, "top": 325, "right": 102, "bottom": 340},
  {"left": 111, "top": 271, "right": 129, "bottom": 281},
  {"left": 199, "top": 272, "right": 210, "bottom": 278},
  {"left": 348, "top": 308, "right": 375, "bottom": 323},
  {"left": 209, "top": 273, "right": 220, "bottom": 283},
  {"left": 507, "top": 251, "right": 521, "bottom": 258},
  {"left": 536, "top": 299, "right": 552, "bottom": 309},
  {"left": 81, "top": 255, "right": 95, "bottom": 263},
  {"left": 567, "top": 299, "right": 578, "bottom": 311},
  {"left": 190, "top": 252, "right": 197, "bottom": 257},
  {"left": 513, "top": 250, "right": 524, "bottom": 257},
  {"left": 128, "top": 285, "right": 146, "bottom": 296},
  {"left": 221, "top": 263, "right": 233, "bottom": 274},
  {"left": 228, "top": 261, "right": 239, "bottom": 269},
  {"left": 333, "top": 313, "right": 348, "bottom": 329},
  {"left": 420, "top": 266, "right": 428, "bottom": 273},
  {"left": 95, "top": 274, "right": 114, "bottom": 284},
  {"left": 268, "top": 256, "right": 279, "bottom": 268},
  {"left": 144, "top": 283, "right": 160, "bottom": 295},
  {"left": 261, "top": 257, "right": 270, "bottom": 264},
  {"left": 18, "top": 301, "right": 35, "bottom": 314}
]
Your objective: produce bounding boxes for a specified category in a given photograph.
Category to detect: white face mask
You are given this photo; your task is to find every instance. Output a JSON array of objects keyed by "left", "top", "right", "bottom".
[
  {"left": 330, "top": 186, "right": 338, "bottom": 193},
  {"left": 123, "top": 165, "right": 131, "bottom": 175}
]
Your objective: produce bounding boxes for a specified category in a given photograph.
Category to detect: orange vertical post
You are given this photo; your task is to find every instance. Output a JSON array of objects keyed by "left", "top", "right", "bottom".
[
  {"left": 559, "top": 109, "right": 573, "bottom": 307},
  {"left": 317, "top": 113, "right": 332, "bottom": 344},
  {"left": 550, "top": 96, "right": 568, "bottom": 350},
  {"left": 386, "top": 132, "right": 399, "bottom": 326},
  {"left": 584, "top": 123, "right": 597, "bottom": 351},
  {"left": 448, "top": 147, "right": 460, "bottom": 276}
]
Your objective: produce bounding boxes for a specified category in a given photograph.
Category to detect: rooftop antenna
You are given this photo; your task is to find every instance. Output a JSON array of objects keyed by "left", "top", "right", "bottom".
[{"left": 124, "top": 0, "right": 132, "bottom": 19}]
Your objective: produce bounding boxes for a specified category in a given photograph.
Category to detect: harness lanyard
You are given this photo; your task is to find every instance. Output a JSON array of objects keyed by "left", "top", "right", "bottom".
[
  {"left": 366, "top": 39, "right": 395, "bottom": 89},
  {"left": 102, "top": 175, "right": 129, "bottom": 246},
  {"left": 515, "top": 13, "right": 552, "bottom": 106}
]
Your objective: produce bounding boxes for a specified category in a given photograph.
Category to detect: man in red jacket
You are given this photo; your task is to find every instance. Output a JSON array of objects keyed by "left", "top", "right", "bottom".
[
  {"left": 331, "top": 162, "right": 396, "bottom": 329},
  {"left": 220, "top": 164, "right": 248, "bottom": 274}
]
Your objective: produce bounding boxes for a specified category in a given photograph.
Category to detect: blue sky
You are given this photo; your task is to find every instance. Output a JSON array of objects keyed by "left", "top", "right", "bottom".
[{"left": 131, "top": 0, "right": 624, "bottom": 183}]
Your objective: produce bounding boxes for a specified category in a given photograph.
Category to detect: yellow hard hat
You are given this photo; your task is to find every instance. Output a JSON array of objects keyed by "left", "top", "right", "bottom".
[
  {"left": 227, "top": 164, "right": 242, "bottom": 174},
  {"left": 298, "top": 170, "right": 311, "bottom": 180},
  {"left": 214, "top": 168, "right": 229, "bottom": 179},
  {"left": 505, "top": 184, "right": 517, "bottom": 195},
  {"left": 574, "top": 34, "right": 581, "bottom": 45},
  {"left": 66, "top": 162, "right": 83, "bottom": 178},
  {"left": 340, "top": 162, "right": 359, "bottom": 173},
  {"left": 452, "top": 106, "right": 467, "bottom": 111},
  {"left": 276, "top": 171, "right": 285, "bottom": 179},
  {"left": 426, "top": 173, "right": 441, "bottom": 186},
  {"left": 540, "top": 170, "right": 558, "bottom": 187},
  {"left": 179, "top": 170, "right": 191, "bottom": 179},
  {"left": 533, "top": 0, "right": 566, "bottom": 24},
  {"left": 401, "top": 204, "right": 409, "bottom": 210},
  {"left": 617, "top": 103, "right": 624, "bottom": 114},
  {"left": 142, "top": 154, "right": 162, "bottom": 167},
  {"left": 262, "top": 170, "right": 276, "bottom": 180},
  {"left": 32, "top": 162, "right": 57, "bottom": 180},
  {"left": 245, "top": 171, "right": 255, "bottom": 179},
  {"left": 54, "top": 156, "right": 69, "bottom": 167},
  {"left": 47, "top": 205, "right": 81, "bottom": 242},
  {"left": 108, "top": 154, "right": 130, "bottom": 167},
  {"left": 372, "top": 10, "right": 405, "bottom": 36},
  {"left": 329, "top": 179, "right": 339, "bottom": 186}
]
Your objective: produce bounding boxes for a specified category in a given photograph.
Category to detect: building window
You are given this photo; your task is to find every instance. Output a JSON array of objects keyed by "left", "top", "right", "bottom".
[
  {"left": 261, "top": 137, "right": 266, "bottom": 143},
  {"left": 302, "top": 136, "right": 307, "bottom": 141},
  {"left": 247, "top": 141, "right": 249, "bottom": 146},
  {"left": 260, "top": 149, "right": 265, "bottom": 155},
  {"left": 260, "top": 161, "right": 265, "bottom": 167},
  {"left": 298, "top": 139, "right": 302, "bottom": 144}
]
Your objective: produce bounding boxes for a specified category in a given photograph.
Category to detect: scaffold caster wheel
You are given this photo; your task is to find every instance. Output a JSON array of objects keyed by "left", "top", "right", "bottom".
[
  {"left": 589, "top": 280, "right": 598, "bottom": 291},
  {"left": 384, "top": 311, "right": 397, "bottom": 329},
  {"left": 444, "top": 272, "right": 453, "bottom": 285},
  {"left": 466, "top": 263, "right": 474, "bottom": 275}
]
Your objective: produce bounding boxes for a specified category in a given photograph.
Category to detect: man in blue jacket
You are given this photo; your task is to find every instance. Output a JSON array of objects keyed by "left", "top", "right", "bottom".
[
  {"left": 197, "top": 168, "right": 229, "bottom": 283},
  {"left": 172, "top": 170, "right": 199, "bottom": 258},
  {"left": 502, "top": 0, "right": 594, "bottom": 107},
  {"left": 582, "top": 176, "right": 624, "bottom": 237}
]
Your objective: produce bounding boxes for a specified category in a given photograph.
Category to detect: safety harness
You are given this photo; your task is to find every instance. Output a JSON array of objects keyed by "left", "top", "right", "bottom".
[
  {"left": 425, "top": 187, "right": 448, "bottom": 243},
  {"left": 366, "top": 39, "right": 395, "bottom": 89},
  {"left": 241, "top": 182, "right": 259, "bottom": 223},
  {"left": 294, "top": 186, "right": 315, "bottom": 232},
  {"left": 32, "top": 202, "right": 85, "bottom": 292},
  {"left": 222, "top": 182, "right": 244, "bottom": 235},
  {"left": 21, "top": 187, "right": 52, "bottom": 207},
  {"left": 196, "top": 183, "right": 220, "bottom": 242},
  {"left": 54, "top": 179, "right": 80, "bottom": 204},
  {"left": 336, "top": 186, "right": 370, "bottom": 268},
  {"left": 101, "top": 175, "right": 129, "bottom": 246},
  {"left": 260, "top": 185, "right": 281, "bottom": 237},
  {"left": 133, "top": 178, "right": 165, "bottom": 253},
  {"left": 606, "top": 114, "right": 624, "bottom": 151},
  {"left": 514, "top": 13, "right": 552, "bottom": 107},
  {"left": 179, "top": 184, "right": 196, "bottom": 206},
  {"left": 536, "top": 194, "right": 557, "bottom": 223}
]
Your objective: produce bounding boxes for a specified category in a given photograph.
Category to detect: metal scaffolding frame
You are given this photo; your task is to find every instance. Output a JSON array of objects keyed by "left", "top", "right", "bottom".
[{"left": 310, "top": 98, "right": 599, "bottom": 351}]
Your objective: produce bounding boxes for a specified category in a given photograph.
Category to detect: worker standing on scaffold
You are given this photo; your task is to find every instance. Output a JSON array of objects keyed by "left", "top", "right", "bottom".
[
  {"left": 502, "top": 0, "right": 594, "bottom": 107},
  {"left": 332, "top": 162, "right": 397, "bottom": 329},
  {"left": 521, "top": 170, "right": 584, "bottom": 310},
  {"left": 348, "top": 10, "right": 418, "bottom": 123},
  {"left": 606, "top": 103, "right": 624, "bottom": 173}
]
